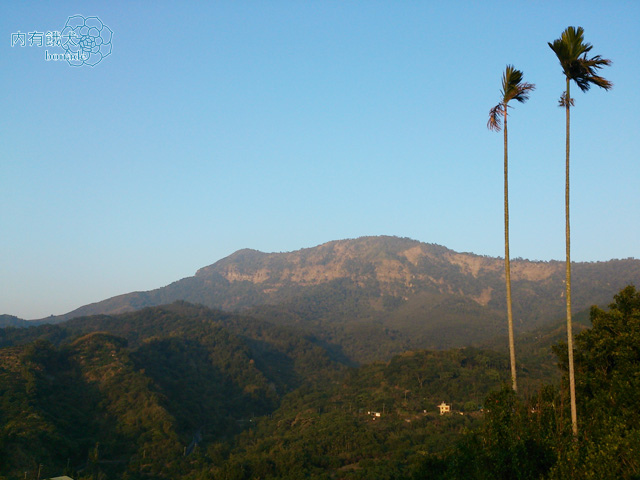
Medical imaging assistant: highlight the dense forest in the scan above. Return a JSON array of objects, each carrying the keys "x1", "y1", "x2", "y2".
[{"x1": 0, "y1": 286, "x2": 638, "y2": 479}]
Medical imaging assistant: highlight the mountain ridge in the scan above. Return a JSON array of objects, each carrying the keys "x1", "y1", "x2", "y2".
[{"x1": 7, "y1": 237, "x2": 640, "y2": 353}]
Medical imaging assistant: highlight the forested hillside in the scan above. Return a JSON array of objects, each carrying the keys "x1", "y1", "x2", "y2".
[
  {"x1": 0, "y1": 314, "x2": 33, "y2": 328},
  {"x1": 0, "y1": 303, "x2": 344, "y2": 479},
  {"x1": 1, "y1": 287, "x2": 638, "y2": 479}
]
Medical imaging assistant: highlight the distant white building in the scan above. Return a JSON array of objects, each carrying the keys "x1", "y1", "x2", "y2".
[
  {"x1": 367, "y1": 411, "x2": 382, "y2": 419},
  {"x1": 438, "y1": 402, "x2": 451, "y2": 415}
]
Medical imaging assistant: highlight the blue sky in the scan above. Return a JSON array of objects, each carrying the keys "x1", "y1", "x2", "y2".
[{"x1": 1, "y1": 1, "x2": 638, "y2": 319}]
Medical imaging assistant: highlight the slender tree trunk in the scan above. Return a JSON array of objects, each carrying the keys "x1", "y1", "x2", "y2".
[
  {"x1": 565, "y1": 78, "x2": 578, "y2": 437},
  {"x1": 504, "y1": 107, "x2": 517, "y2": 392}
]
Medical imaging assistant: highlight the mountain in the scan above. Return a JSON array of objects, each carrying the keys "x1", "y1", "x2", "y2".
[
  {"x1": 0, "y1": 314, "x2": 33, "y2": 328},
  {"x1": 34, "y1": 236, "x2": 639, "y2": 362},
  {"x1": 0, "y1": 303, "x2": 345, "y2": 479}
]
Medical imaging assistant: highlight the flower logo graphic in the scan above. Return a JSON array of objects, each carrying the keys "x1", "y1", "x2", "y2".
[{"x1": 60, "y1": 15, "x2": 112, "y2": 67}]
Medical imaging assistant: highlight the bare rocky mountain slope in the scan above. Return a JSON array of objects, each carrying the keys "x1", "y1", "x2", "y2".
[{"x1": 40, "y1": 237, "x2": 638, "y2": 353}]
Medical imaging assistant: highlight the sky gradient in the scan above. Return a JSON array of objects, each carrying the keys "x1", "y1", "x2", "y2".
[{"x1": 2, "y1": 1, "x2": 638, "y2": 319}]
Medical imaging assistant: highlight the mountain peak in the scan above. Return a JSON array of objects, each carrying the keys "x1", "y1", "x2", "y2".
[
  {"x1": 35, "y1": 236, "x2": 640, "y2": 338},
  {"x1": 194, "y1": 236, "x2": 461, "y2": 289},
  {"x1": 196, "y1": 248, "x2": 267, "y2": 277}
]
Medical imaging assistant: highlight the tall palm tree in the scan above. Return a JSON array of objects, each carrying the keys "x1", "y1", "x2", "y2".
[
  {"x1": 549, "y1": 26, "x2": 612, "y2": 437},
  {"x1": 488, "y1": 65, "x2": 535, "y2": 393}
]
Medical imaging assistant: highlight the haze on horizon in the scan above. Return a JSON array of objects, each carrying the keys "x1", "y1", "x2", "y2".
[{"x1": 1, "y1": 1, "x2": 638, "y2": 319}]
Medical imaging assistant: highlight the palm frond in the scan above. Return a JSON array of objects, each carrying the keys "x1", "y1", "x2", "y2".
[
  {"x1": 511, "y1": 82, "x2": 536, "y2": 103},
  {"x1": 488, "y1": 65, "x2": 535, "y2": 131},
  {"x1": 579, "y1": 55, "x2": 613, "y2": 90},
  {"x1": 548, "y1": 27, "x2": 591, "y2": 69},
  {"x1": 558, "y1": 91, "x2": 574, "y2": 108},
  {"x1": 487, "y1": 104, "x2": 504, "y2": 132},
  {"x1": 549, "y1": 26, "x2": 612, "y2": 92},
  {"x1": 501, "y1": 65, "x2": 536, "y2": 104}
]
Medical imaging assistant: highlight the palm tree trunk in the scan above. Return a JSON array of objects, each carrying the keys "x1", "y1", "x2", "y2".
[
  {"x1": 504, "y1": 107, "x2": 517, "y2": 392},
  {"x1": 565, "y1": 78, "x2": 578, "y2": 437}
]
